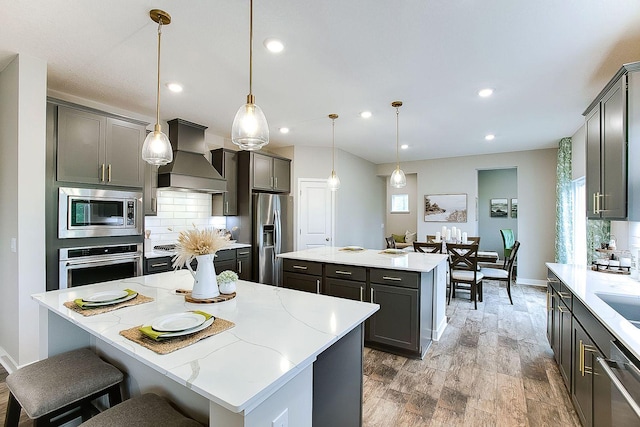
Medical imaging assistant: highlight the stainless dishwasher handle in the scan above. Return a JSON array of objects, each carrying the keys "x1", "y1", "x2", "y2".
[
  {"x1": 382, "y1": 276, "x2": 402, "y2": 282},
  {"x1": 597, "y1": 356, "x2": 640, "y2": 418}
]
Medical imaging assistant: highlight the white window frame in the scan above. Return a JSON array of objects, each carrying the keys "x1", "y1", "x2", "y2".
[{"x1": 390, "y1": 194, "x2": 409, "y2": 213}]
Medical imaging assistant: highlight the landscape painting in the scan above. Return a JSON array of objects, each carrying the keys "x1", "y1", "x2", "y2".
[
  {"x1": 511, "y1": 198, "x2": 518, "y2": 218},
  {"x1": 424, "y1": 194, "x2": 467, "y2": 222},
  {"x1": 490, "y1": 198, "x2": 509, "y2": 217}
]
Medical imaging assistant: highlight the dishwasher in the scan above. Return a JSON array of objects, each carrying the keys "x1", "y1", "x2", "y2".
[{"x1": 597, "y1": 340, "x2": 640, "y2": 425}]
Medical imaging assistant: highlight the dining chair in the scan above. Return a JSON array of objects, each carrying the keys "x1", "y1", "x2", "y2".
[
  {"x1": 385, "y1": 236, "x2": 397, "y2": 249},
  {"x1": 500, "y1": 229, "x2": 515, "y2": 267},
  {"x1": 446, "y1": 243, "x2": 484, "y2": 309},
  {"x1": 466, "y1": 236, "x2": 480, "y2": 244},
  {"x1": 480, "y1": 241, "x2": 520, "y2": 304},
  {"x1": 426, "y1": 235, "x2": 437, "y2": 242},
  {"x1": 413, "y1": 241, "x2": 442, "y2": 253}
]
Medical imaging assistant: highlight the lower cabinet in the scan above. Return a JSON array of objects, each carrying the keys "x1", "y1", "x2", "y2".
[
  {"x1": 282, "y1": 260, "x2": 322, "y2": 294},
  {"x1": 214, "y1": 249, "x2": 236, "y2": 273},
  {"x1": 573, "y1": 320, "x2": 597, "y2": 427},
  {"x1": 324, "y1": 264, "x2": 366, "y2": 301},
  {"x1": 236, "y1": 248, "x2": 252, "y2": 281},
  {"x1": 144, "y1": 248, "x2": 252, "y2": 278},
  {"x1": 144, "y1": 256, "x2": 173, "y2": 275}
]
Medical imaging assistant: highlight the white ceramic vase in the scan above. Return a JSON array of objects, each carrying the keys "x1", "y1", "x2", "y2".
[
  {"x1": 186, "y1": 254, "x2": 220, "y2": 299},
  {"x1": 218, "y1": 281, "x2": 236, "y2": 294}
]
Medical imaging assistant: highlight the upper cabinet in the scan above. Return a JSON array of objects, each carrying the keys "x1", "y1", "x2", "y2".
[
  {"x1": 56, "y1": 104, "x2": 146, "y2": 188},
  {"x1": 239, "y1": 151, "x2": 291, "y2": 193},
  {"x1": 584, "y1": 62, "x2": 640, "y2": 220},
  {"x1": 211, "y1": 149, "x2": 238, "y2": 216}
]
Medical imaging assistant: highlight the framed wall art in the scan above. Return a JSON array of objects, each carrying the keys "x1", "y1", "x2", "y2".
[
  {"x1": 490, "y1": 198, "x2": 508, "y2": 217},
  {"x1": 511, "y1": 198, "x2": 518, "y2": 218},
  {"x1": 424, "y1": 194, "x2": 467, "y2": 222}
]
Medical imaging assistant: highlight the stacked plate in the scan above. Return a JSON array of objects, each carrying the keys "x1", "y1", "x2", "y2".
[
  {"x1": 81, "y1": 290, "x2": 138, "y2": 307},
  {"x1": 144, "y1": 312, "x2": 215, "y2": 339}
]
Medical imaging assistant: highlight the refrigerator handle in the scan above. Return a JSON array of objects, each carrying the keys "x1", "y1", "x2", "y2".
[{"x1": 275, "y1": 209, "x2": 282, "y2": 255}]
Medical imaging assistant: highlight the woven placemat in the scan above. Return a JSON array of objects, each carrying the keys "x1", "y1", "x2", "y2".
[
  {"x1": 119, "y1": 317, "x2": 235, "y2": 355},
  {"x1": 63, "y1": 294, "x2": 154, "y2": 317},
  {"x1": 176, "y1": 289, "x2": 236, "y2": 304}
]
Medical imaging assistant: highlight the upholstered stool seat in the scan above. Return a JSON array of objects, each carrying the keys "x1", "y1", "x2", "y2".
[
  {"x1": 5, "y1": 348, "x2": 123, "y2": 426},
  {"x1": 79, "y1": 393, "x2": 201, "y2": 427}
]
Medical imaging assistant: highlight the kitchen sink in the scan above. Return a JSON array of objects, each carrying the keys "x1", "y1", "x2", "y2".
[{"x1": 595, "y1": 292, "x2": 640, "y2": 328}]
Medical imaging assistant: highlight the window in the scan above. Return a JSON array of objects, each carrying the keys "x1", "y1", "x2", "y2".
[
  {"x1": 391, "y1": 194, "x2": 409, "y2": 213},
  {"x1": 571, "y1": 177, "x2": 586, "y2": 265}
]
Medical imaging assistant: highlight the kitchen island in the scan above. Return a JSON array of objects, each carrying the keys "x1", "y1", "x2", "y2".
[
  {"x1": 33, "y1": 270, "x2": 378, "y2": 426},
  {"x1": 278, "y1": 247, "x2": 448, "y2": 358}
]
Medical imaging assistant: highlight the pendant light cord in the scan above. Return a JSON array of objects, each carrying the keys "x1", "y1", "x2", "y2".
[
  {"x1": 395, "y1": 106, "x2": 400, "y2": 169},
  {"x1": 155, "y1": 19, "x2": 162, "y2": 129},
  {"x1": 332, "y1": 117, "x2": 336, "y2": 171},
  {"x1": 249, "y1": 0, "x2": 254, "y2": 98}
]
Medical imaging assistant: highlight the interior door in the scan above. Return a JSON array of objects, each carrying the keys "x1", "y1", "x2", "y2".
[{"x1": 298, "y1": 179, "x2": 335, "y2": 249}]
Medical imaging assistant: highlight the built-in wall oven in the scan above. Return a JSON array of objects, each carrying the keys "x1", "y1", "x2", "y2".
[
  {"x1": 59, "y1": 243, "x2": 143, "y2": 288},
  {"x1": 597, "y1": 340, "x2": 640, "y2": 424},
  {"x1": 58, "y1": 187, "x2": 142, "y2": 238}
]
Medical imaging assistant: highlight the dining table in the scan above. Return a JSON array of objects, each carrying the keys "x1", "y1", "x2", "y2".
[{"x1": 414, "y1": 240, "x2": 500, "y2": 264}]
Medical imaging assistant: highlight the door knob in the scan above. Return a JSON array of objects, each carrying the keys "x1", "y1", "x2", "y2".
[{"x1": 325, "y1": 237, "x2": 330, "y2": 241}]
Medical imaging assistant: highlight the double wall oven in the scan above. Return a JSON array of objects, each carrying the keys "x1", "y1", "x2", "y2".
[{"x1": 55, "y1": 187, "x2": 143, "y2": 289}]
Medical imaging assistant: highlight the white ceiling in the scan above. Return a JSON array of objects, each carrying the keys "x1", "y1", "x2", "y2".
[{"x1": 2, "y1": 1, "x2": 640, "y2": 164}]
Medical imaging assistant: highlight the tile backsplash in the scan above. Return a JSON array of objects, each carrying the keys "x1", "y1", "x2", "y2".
[{"x1": 143, "y1": 190, "x2": 226, "y2": 245}]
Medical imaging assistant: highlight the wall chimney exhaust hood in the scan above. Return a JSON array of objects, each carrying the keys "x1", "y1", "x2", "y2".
[{"x1": 157, "y1": 119, "x2": 227, "y2": 193}]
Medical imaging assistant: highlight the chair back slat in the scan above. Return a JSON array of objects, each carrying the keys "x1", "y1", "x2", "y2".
[
  {"x1": 447, "y1": 243, "x2": 480, "y2": 272},
  {"x1": 413, "y1": 241, "x2": 442, "y2": 253}
]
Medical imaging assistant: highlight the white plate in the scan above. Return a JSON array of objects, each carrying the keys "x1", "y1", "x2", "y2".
[
  {"x1": 382, "y1": 249, "x2": 406, "y2": 255},
  {"x1": 151, "y1": 312, "x2": 207, "y2": 332},
  {"x1": 82, "y1": 290, "x2": 129, "y2": 303},
  {"x1": 343, "y1": 246, "x2": 364, "y2": 251},
  {"x1": 80, "y1": 292, "x2": 138, "y2": 307},
  {"x1": 154, "y1": 317, "x2": 215, "y2": 339}
]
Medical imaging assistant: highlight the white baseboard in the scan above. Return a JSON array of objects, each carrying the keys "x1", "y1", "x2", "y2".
[
  {"x1": 516, "y1": 278, "x2": 546, "y2": 286},
  {"x1": 0, "y1": 346, "x2": 19, "y2": 374}
]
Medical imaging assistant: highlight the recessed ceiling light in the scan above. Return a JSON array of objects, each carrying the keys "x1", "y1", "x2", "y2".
[
  {"x1": 485, "y1": 134, "x2": 495, "y2": 141},
  {"x1": 360, "y1": 111, "x2": 372, "y2": 119},
  {"x1": 166, "y1": 82, "x2": 183, "y2": 93},
  {"x1": 478, "y1": 88, "x2": 493, "y2": 98},
  {"x1": 264, "y1": 38, "x2": 284, "y2": 53},
  {"x1": 401, "y1": 144, "x2": 408, "y2": 150},
  {"x1": 279, "y1": 127, "x2": 290, "y2": 134}
]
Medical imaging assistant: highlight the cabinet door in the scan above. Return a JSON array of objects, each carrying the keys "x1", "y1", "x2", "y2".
[
  {"x1": 573, "y1": 321, "x2": 598, "y2": 427},
  {"x1": 252, "y1": 153, "x2": 273, "y2": 190},
  {"x1": 105, "y1": 118, "x2": 145, "y2": 187},
  {"x1": 547, "y1": 284, "x2": 554, "y2": 346},
  {"x1": 592, "y1": 351, "x2": 612, "y2": 427},
  {"x1": 223, "y1": 150, "x2": 238, "y2": 214},
  {"x1": 559, "y1": 301, "x2": 572, "y2": 387},
  {"x1": 324, "y1": 277, "x2": 364, "y2": 301},
  {"x1": 368, "y1": 282, "x2": 419, "y2": 352},
  {"x1": 144, "y1": 162, "x2": 158, "y2": 215},
  {"x1": 236, "y1": 249, "x2": 252, "y2": 281},
  {"x1": 282, "y1": 271, "x2": 321, "y2": 294},
  {"x1": 273, "y1": 158, "x2": 291, "y2": 193},
  {"x1": 601, "y1": 76, "x2": 627, "y2": 219},
  {"x1": 214, "y1": 259, "x2": 236, "y2": 273},
  {"x1": 57, "y1": 106, "x2": 105, "y2": 184},
  {"x1": 586, "y1": 106, "x2": 602, "y2": 218}
]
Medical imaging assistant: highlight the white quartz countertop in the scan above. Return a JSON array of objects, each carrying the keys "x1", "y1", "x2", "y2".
[
  {"x1": 32, "y1": 270, "x2": 378, "y2": 413},
  {"x1": 145, "y1": 242, "x2": 251, "y2": 259},
  {"x1": 278, "y1": 246, "x2": 448, "y2": 273},
  {"x1": 546, "y1": 263, "x2": 640, "y2": 360}
]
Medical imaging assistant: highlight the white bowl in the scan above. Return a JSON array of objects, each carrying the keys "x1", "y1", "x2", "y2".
[{"x1": 218, "y1": 281, "x2": 236, "y2": 294}]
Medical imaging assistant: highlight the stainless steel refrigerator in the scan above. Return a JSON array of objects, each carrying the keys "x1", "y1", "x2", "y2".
[{"x1": 253, "y1": 193, "x2": 293, "y2": 286}]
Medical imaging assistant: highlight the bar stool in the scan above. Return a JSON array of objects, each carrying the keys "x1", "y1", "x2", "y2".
[
  {"x1": 79, "y1": 393, "x2": 202, "y2": 426},
  {"x1": 4, "y1": 348, "x2": 123, "y2": 426}
]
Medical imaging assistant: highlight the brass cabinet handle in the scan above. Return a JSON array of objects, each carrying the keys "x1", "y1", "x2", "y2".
[
  {"x1": 382, "y1": 276, "x2": 402, "y2": 282},
  {"x1": 270, "y1": 176, "x2": 274, "y2": 188},
  {"x1": 335, "y1": 270, "x2": 352, "y2": 276},
  {"x1": 580, "y1": 340, "x2": 585, "y2": 375},
  {"x1": 107, "y1": 164, "x2": 112, "y2": 182},
  {"x1": 360, "y1": 286, "x2": 364, "y2": 302},
  {"x1": 370, "y1": 287, "x2": 374, "y2": 302},
  {"x1": 275, "y1": 177, "x2": 278, "y2": 188},
  {"x1": 316, "y1": 279, "x2": 320, "y2": 294},
  {"x1": 558, "y1": 291, "x2": 571, "y2": 299},
  {"x1": 238, "y1": 251, "x2": 250, "y2": 255},
  {"x1": 101, "y1": 164, "x2": 105, "y2": 181},
  {"x1": 293, "y1": 265, "x2": 308, "y2": 270},
  {"x1": 593, "y1": 192, "x2": 598, "y2": 214},
  {"x1": 558, "y1": 306, "x2": 569, "y2": 313},
  {"x1": 238, "y1": 260, "x2": 242, "y2": 274},
  {"x1": 151, "y1": 262, "x2": 168, "y2": 268}
]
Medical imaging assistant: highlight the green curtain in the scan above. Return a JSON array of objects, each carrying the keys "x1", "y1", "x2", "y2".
[
  {"x1": 587, "y1": 219, "x2": 610, "y2": 265},
  {"x1": 555, "y1": 137, "x2": 573, "y2": 263}
]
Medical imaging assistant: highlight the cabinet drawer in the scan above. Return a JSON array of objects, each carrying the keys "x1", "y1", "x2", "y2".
[
  {"x1": 325, "y1": 264, "x2": 366, "y2": 282},
  {"x1": 370, "y1": 269, "x2": 419, "y2": 289},
  {"x1": 573, "y1": 296, "x2": 615, "y2": 358},
  {"x1": 282, "y1": 271, "x2": 321, "y2": 294},
  {"x1": 548, "y1": 271, "x2": 572, "y2": 310},
  {"x1": 145, "y1": 256, "x2": 172, "y2": 275},
  {"x1": 324, "y1": 278, "x2": 365, "y2": 301},
  {"x1": 215, "y1": 249, "x2": 236, "y2": 262},
  {"x1": 283, "y1": 259, "x2": 323, "y2": 276},
  {"x1": 236, "y1": 248, "x2": 251, "y2": 259}
]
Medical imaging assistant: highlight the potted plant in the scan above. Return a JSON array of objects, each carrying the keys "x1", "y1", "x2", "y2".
[{"x1": 217, "y1": 270, "x2": 238, "y2": 294}]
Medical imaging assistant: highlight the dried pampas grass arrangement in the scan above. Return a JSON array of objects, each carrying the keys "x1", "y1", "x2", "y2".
[{"x1": 172, "y1": 226, "x2": 231, "y2": 269}]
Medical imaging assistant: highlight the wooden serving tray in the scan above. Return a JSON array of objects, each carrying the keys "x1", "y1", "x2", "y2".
[{"x1": 176, "y1": 289, "x2": 236, "y2": 303}]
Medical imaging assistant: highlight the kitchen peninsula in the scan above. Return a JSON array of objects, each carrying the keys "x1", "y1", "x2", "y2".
[
  {"x1": 278, "y1": 247, "x2": 448, "y2": 358},
  {"x1": 33, "y1": 270, "x2": 378, "y2": 426}
]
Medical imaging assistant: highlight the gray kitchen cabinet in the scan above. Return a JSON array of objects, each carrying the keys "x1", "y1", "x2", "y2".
[
  {"x1": 144, "y1": 162, "x2": 158, "y2": 215},
  {"x1": 367, "y1": 269, "x2": 420, "y2": 353},
  {"x1": 239, "y1": 151, "x2": 291, "y2": 193},
  {"x1": 236, "y1": 248, "x2": 252, "y2": 281},
  {"x1": 324, "y1": 264, "x2": 367, "y2": 301},
  {"x1": 548, "y1": 272, "x2": 572, "y2": 387},
  {"x1": 144, "y1": 256, "x2": 172, "y2": 275},
  {"x1": 214, "y1": 248, "x2": 237, "y2": 273},
  {"x1": 56, "y1": 104, "x2": 146, "y2": 188},
  {"x1": 573, "y1": 320, "x2": 596, "y2": 427},
  {"x1": 211, "y1": 149, "x2": 238, "y2": 216},
  {"x1": 282, "y1": 259, "x2": 322, "y2": 293}
]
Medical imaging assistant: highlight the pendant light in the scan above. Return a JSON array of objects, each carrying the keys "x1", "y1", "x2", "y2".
[
  {"x1": 231, "y1": 0, "x2": 269, "y2": 150},
  {"x1": 390, "y1": 101, "x2": 406, "y2": 188},
  {"x1": 142, "y1": 9, "x2": 173, "y2": 166},
  {"x1": 327, "y1": 114, "x2": 341, "y2": 191}
]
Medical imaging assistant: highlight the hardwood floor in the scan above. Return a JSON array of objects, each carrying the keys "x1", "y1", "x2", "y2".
[
  {"x1": 362, "y1": 279, "x2": 581, "y2": 427},
  {"x1": 0, "y1": 280, "x2": 579, "y2": 427}
]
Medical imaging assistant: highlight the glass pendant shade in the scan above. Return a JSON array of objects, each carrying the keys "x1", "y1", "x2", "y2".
[
  {"x1": 390, "y1": 167, "x2": 407, "y2": 188},
  {"x1": 231, "y1": 101, "x2": 269, "y2": 150},
  {"x1": 327, "y1": 170, "x2": 341, "y2": 191},
  {"x1": 142, "y1": 128, "x2": 173, "y2": 166}
]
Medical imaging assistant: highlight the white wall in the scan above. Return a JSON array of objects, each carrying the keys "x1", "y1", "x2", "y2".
[
  {"x1": 0, "y1": 54, "x2": 47, "y2": 370},
  {"x1": 478, "y1": 168, "x2": 518, "y2": 255},
  {"x1": 572, "y1": 124, "x2": 586, "y2": 180},
  {"x1": 377, "y1": 148, "x2": 558, "y2": 283},
  {"x1": 386, "y1": 173, "x2": 418, "y2": 238},
  {"x1": 290, "y1": 146, "x2": 385, "y2": 250}
]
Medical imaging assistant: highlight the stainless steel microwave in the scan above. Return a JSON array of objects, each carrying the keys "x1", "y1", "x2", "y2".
[{"x1": 58, "y1": 187, "x2": 142, "y2": 238}]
